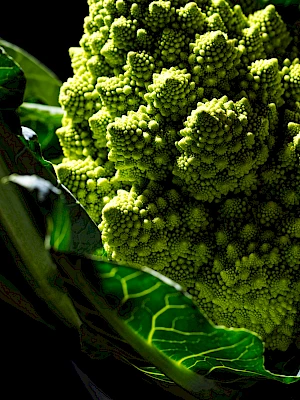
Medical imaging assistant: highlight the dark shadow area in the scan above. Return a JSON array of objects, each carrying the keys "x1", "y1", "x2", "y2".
[{"x1": 1, "y1": 1, "x2": 88, "y2": 81}]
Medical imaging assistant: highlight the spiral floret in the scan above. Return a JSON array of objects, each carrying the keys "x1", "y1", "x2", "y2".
[
  {"x1": 173, "y1": 96, "x2": 270, "y2": 201},
  {"x1": 55, "y1": 156, "x2": 121, "y2": 224},
  {"x1": 188, "y1": 30, "x2": 242, "y2": 88},
  {"x1": 59, "y1": 73, "x2": 100, "y2": 123},
  {"x1": 239, "y1": 58, "x2": 284, "y2": 107},
  {"x1": 173, "y1": 2, "x2": 206, "y2": 34},
  {"x1": 100, "y1": 182, "x2": 211, "y2": 283},
  {"x1": 249, "y1": 4, "x2": 291, "y2": 57},
  {"x1": 106, "y1": 105, "x2": 179, "y2": 182},
  {"x1": 282, "y1": 58, "x2": 300, "y2": 109},
  {"x1": 145, "y1": 67, "x2": 203, "y2": 120}
]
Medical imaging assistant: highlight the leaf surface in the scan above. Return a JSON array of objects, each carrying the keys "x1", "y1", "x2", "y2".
[
  {"x1": 0, "y1": 47, "x2": 25, "y2": 109},
  {"x1": 52, "y1": 251, "x2": 300, "y2": 398},
  {"x1": 18, "y1": 103, "x2": 63, "y2": 161},
  {"x1": 0, "y1": 39, "x2": 61, "y2": 105}
]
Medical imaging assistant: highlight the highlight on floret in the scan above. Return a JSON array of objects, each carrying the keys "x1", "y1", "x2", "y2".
[{"x1": 54, "y1": 0, "x2": 300, "y2": 352}]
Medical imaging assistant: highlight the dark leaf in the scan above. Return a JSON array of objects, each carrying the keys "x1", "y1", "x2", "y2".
[
  {"x1": 0, "y1": 111, "x2": 57, "y2": 182},
  {"x1": 0, "y1": 39, "x2": 61, "y2": 106},
  {"x1": 46, "y1": 183, "x2": 102, "y2": 255},
  {"x1": 18, "y1": 103, "x2": 63, "y2": 161},
  {"x1": 0, "y1": 47, "x2": 26, "y2": 109},
  {"x1": 2, "y1": 174, "x2": 61, "y2": 202},
  {"x1": 52, "y1": 252, "x2": 300, "y2": 398}
]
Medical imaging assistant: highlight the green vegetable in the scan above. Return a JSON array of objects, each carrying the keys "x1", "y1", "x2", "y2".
[
  {"x1": 2, "y1": 35, "x2": 300, "y2": 397},
  {"x1": 54, "y1": 0, "x2": 300, "y2": 354}
]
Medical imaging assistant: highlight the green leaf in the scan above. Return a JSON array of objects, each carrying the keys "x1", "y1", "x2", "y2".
[
  {"x1": 46, "y1": 183, "x2": 102, "y2": 255},
  {"x1": 0, "y1": 173, "x2": 98, "y2": 255},
  {"x1": 0, "y1": 111, "x2": 82, "y2": 330},
  {"x1": 0, "y1": 111, "x2": 57, "y2": 183},
  {"x1": 0, "y1": 164, "x2": 82, "y2": 331},
  {"x1": 1, "y1": 172, "x2": 102, "y2": 257},
  {"x1": 46, "y1": 186, "x2": 72, "y2": 252},
  {"x1": 2, "y1": 173, "x2": 61, "y2": 201},
  {"x1": 18, "y1": 125, "x2": 57, "y2": 175},
  {"x1": 0, "y1": 47, "x2": 26, "y2": 109},
  {"x1": 18, "y1": 103, "x2": 63, "y2": 161},
  {"x1": 52, "y1": 252, "x2": 300, "y2": 398},
  {"x1": 0, "y1": 110, "x2": 101, "y2": 254},
  {"x1": 0, "y1": 39, "x2": 61, "y2": 106},
  {"x1": 0, "y1": 223, "x2": 62, "y2": 330},
  {"x1": 52, "y1": 252, "x2": 218, "y2": 397}
]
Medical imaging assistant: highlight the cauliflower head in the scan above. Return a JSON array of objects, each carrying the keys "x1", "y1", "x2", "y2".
[{"x1": 55, "y1": 0, "x2": 300, "y2": 352}]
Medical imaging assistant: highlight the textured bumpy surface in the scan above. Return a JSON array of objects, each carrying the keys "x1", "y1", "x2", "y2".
[{"x1": 55, "y1": 0, "x2": 300, "y2": 352}]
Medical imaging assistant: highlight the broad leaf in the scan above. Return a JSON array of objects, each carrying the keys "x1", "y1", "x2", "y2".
[
  {"x1": 0, "y1": 162, "x2": 81, "y2": 330},
  {"x1": 0, "y1": 224, "x2": 61, "y2": 330},
  {"x1": 46, "y1": 182, "x2": 102, "y2": 255},
  {"x1": 0, "y1": 47, "x2": 25, "y2": 109},
  {"x1": 0, "y1": 39, "x2": 61, "y2": 106},
  {"x1": 19, "y1": 125, "x2": 57, "y2": 175},
  {"x1": 0, "y1": 117, "x2": 101, "y2": 337},
  {"x1": 0, "y1": 110, "x2": 101, "y2": 256},
  {"x1": 18, "y1": 103, "x2": 63, "y2": 161},
  {"x1": 52, "y1": 252, "x2": 300, "y2": 398},
  {"x1": 3, "y1": 173, "x2": 61, "y2": 201},
  {"x1": 0, "y1": 111, "x2": 57, "y2": 182},
  {"x1": 0, "y1": 46, "x2": 76, "y2": 329}
]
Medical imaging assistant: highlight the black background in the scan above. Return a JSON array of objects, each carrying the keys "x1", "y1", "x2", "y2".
[{"x1": 1, "y1": 1, "x2": 88, "y2": 81}]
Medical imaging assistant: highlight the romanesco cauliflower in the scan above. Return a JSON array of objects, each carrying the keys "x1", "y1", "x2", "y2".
[{"x1": 54, "y1": 0, "x2": 300, "y2": 352}]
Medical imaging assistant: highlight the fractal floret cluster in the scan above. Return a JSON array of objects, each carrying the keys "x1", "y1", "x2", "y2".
[{"x1": 55, "y1": 0, "x2": 300, "y2": 352}]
